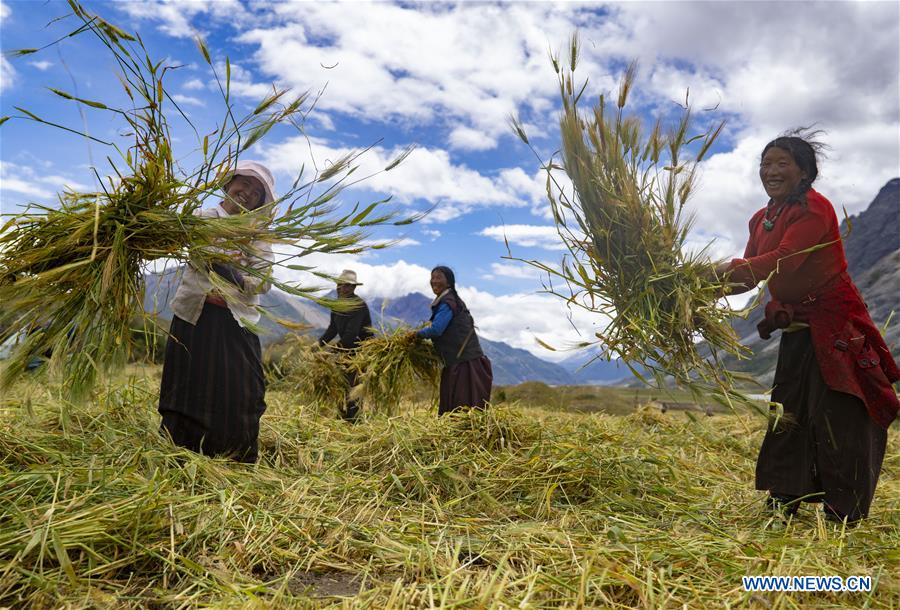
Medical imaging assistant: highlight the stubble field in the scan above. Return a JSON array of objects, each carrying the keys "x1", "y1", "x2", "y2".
[{"x1": 1, "y1": 368, "x2": 897, "y2": 609}]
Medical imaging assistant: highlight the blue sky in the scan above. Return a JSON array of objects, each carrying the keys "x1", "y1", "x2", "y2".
[{"x1": 2, "y1": 1, "x2": 898, "y2": 361}]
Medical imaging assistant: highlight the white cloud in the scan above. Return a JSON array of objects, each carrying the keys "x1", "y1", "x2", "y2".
[
  {"x1": 116, "y1": 0, "x2": 249, "y2": 38},
  {"x1": 114, "y1": 2, "x2": 897, "y2": 234},
  {"x1": 422, "y1": 229, "x2": 441, "y2": 240},
  {"x1": 4, "y1": 1, "x2": 898, "y2": 367},
  {"x1": 111, "y1": 1, "x2": 898, "y2": 168},
  {"x1": 0, "y1": 55, "x2": 15, "y2": 94},
  {"x1": 0, "y1": 175, "x2": 54, "y2": 201},
  {"x1": 271, "y1": 251, "x2": 606, "y2": 362},
  {"x1": 260, "y1": 137, "x2": 543, "y2": 219},
  {"x1": 272, "y1": 240, "x2": 747, "y2": 364},
  {"x1": 29, "y1": 60, "x2": 53, "y2": 71},
  {"x1": 0, "y1": 162, "x2": 91, "y2": 204},
  {"x1": 273, "y1": 251, "x2": 432, "y2": 301},
  {"x1": 307, "y1": 110, "x2": 335, "y2": 132},
  {"x1": 495, "y1": 164, "x2": 575, "y2": 220},
  {"x1": 364, "y1": 237, "x2": 420, "y2": 249},
  {"x1": 238, "y1": 4, "x2": 590, "y2": 150},
  {"x1": 479, "y1": 224, "x2": 564, "y2": 250},
  {"x1": 682, "y1": 230, "x2": 740, "y2": 265},
  {"x1": 594, "y1": 2, "x2": 898, "y2": 136},
  {"x1": 379, "y1": 147, "x2": 515, "y2": 206},
  {"x1": 815, "y1": 123, "x2": 900, "y2": 213},
  {"x1": 686, "y1": 133, "x2": 769, "y2": 244},
  {"x1": 172, "y1": 93, "x2": 204, "y2": 107},
  {"x1": 460, "y1": 286, "x2": 607, "y2": 363},
  {"x1": 483, "y1": 261, "x2": 551, "y2": 281},
  {"x1": 685, "y1": 122, "x2": 899, "y2": 258},
  {"x1": 448, "y1": 126, "x2": 496, "y2": 152},
  {"x1": 215, "y1": 61, "x2": 275, "y2": 99},
  {"x1": 647, "y1": 63, "x2": 724, "y2": 112},
  {"x1": 420, "y1": 203, "x2": 465, "y2": 224}
]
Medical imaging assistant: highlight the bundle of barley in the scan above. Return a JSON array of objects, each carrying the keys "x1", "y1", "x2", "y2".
[
  {"x1": 511, "y1": 35, "x2": 750, "y2": 402},
  {"x1": 269, "y1": 335, "x2": 350, "y2": 414},
  {"x1": 347, "y1": 327, "x2": 442, "y2": 415},
  {"x1": 0, "y1": 2, "x2": 411, "y2": 398}
]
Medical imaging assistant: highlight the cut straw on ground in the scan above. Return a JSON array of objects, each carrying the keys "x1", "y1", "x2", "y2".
[
  {"x1": 268, "y1": 335, "x2": 350, "y2": 417},
  {"x1": 1, "y1": 371, "x2": 897, "y2": 608}
]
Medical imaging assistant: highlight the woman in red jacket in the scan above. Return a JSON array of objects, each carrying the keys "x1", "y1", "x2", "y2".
[{"x1": 720, "y1": 133, "x2": 899, "y2": 523}]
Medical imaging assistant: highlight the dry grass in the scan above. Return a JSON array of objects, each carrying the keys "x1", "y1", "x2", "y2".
[
  {"x1": 269, "y1": 328, "x2": 442, "y2": 417},
  {"x1": 1, "y1": 370, "x2": 897, "y2": 608},
  {"x1": 494, "y1": 381, "x2": 729, "y2": 416},
  {"x1": 267, "y1": 334, "x2": 350, "y2": 417},
  {"x1": 347, "y1": 327, "x2": 443, "y2": 415},
  {"x1": 510, "y1": 35, "x2": 754, "y2": 407}
]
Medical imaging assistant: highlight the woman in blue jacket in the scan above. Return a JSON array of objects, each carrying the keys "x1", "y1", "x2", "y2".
[{"x1": 417, "y1": 266, "x2": 492, "y2": 415}]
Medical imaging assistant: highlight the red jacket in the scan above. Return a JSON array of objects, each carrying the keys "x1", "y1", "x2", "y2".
[{"x1": 728, "y1": 189, "x2": 899, "y2": 429}]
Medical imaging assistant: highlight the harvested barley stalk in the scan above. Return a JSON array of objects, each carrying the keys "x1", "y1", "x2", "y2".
[
  {"x1": 2, "y1": 374, "x2": 895, "y2": 608},
  {"x1": 511, "y1": 34, "x2": 751, "y2": 403},
  {"x1": 348, "y1": 327, "x2": 442, "y2": 415},
  {"x1": 271, "y1": 335, "x2": 350, "y2": 413},
  {"x1": 0, "y1": 1, "x2": 412, "y2": 398}
]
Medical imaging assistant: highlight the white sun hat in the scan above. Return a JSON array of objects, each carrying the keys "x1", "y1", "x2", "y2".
[
  {"x1": 336, "y1": 269, "x2": 362, "y2": 285},
  {"x1": 230, "y1": 160, "x2": 276, "y2": 205}
]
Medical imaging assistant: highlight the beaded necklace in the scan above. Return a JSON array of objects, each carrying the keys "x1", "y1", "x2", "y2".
[{"x1": 763, "y1": 201, "x2": 787, "y2": 231}]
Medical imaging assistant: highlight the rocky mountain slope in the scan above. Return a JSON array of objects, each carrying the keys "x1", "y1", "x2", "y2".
[
  {"x1": 367, "y1": 292, "x2": 575, "y2": 386},
  {"x1": 142, "y1": 179, "x2": 897, "y2": 388},
  {"x1": 143, "y1": 276, "x2": 575, "y2": 386}
]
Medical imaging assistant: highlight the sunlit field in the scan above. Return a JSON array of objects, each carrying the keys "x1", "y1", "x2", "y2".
[
  {"x1": 2, "y1": 2, "x2": 898, "y2": 607},
  {"x1": 2, "y1": 367, "x2": 897, "y2": 608}
]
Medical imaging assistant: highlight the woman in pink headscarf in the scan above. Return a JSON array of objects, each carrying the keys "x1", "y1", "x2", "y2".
[{"x1": 158, "y1": 161, "x2": 277, "y2": 463}]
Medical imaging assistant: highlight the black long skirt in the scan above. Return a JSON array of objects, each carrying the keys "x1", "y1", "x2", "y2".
[
  {"x1": 438, "y1": 355, "x2": 493, "y2": 416},
  {"x1": 158, "y1": 302, "x2": 266, "y2": 463},
  {"x1": 755, "y1": 329, "x2": 887, "y2": 520}
]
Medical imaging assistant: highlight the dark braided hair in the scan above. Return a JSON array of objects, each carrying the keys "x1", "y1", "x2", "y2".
[
  {"x1": 761, "y1": 127, "x2": 828, "y2": 204},
  {"x1": 432, "y1": 265, "x2": 469, "y2": 311}
]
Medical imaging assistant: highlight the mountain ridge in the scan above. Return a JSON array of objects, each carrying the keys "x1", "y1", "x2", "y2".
[
  {"x1": 142, "y1": 277, "x2": 576, "y2": 386},
  {"x1": 142, "y1": 179, "x2": 899, "y2": 388},
  {"x1": 366, "y1": 292, "x2": 576, "y2": 386}
]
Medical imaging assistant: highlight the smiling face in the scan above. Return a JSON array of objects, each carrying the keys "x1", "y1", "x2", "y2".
[
  {"x1": 430, "y1": 269, "x2": 449, "y2": 296},
  {"x1": 759, "y1": 146, "x2": 807, "y2": 204},
  {"x1": 222, "y1": 175, "x2": 266, "y2": 214}
]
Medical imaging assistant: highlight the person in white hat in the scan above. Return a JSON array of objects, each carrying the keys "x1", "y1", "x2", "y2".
[
  {"x1": 318, "y1": 269, "x2": 374, "y2": 422},
  {"x1": 159, "y1": 160, "x2": 277, "y2": 463}
]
